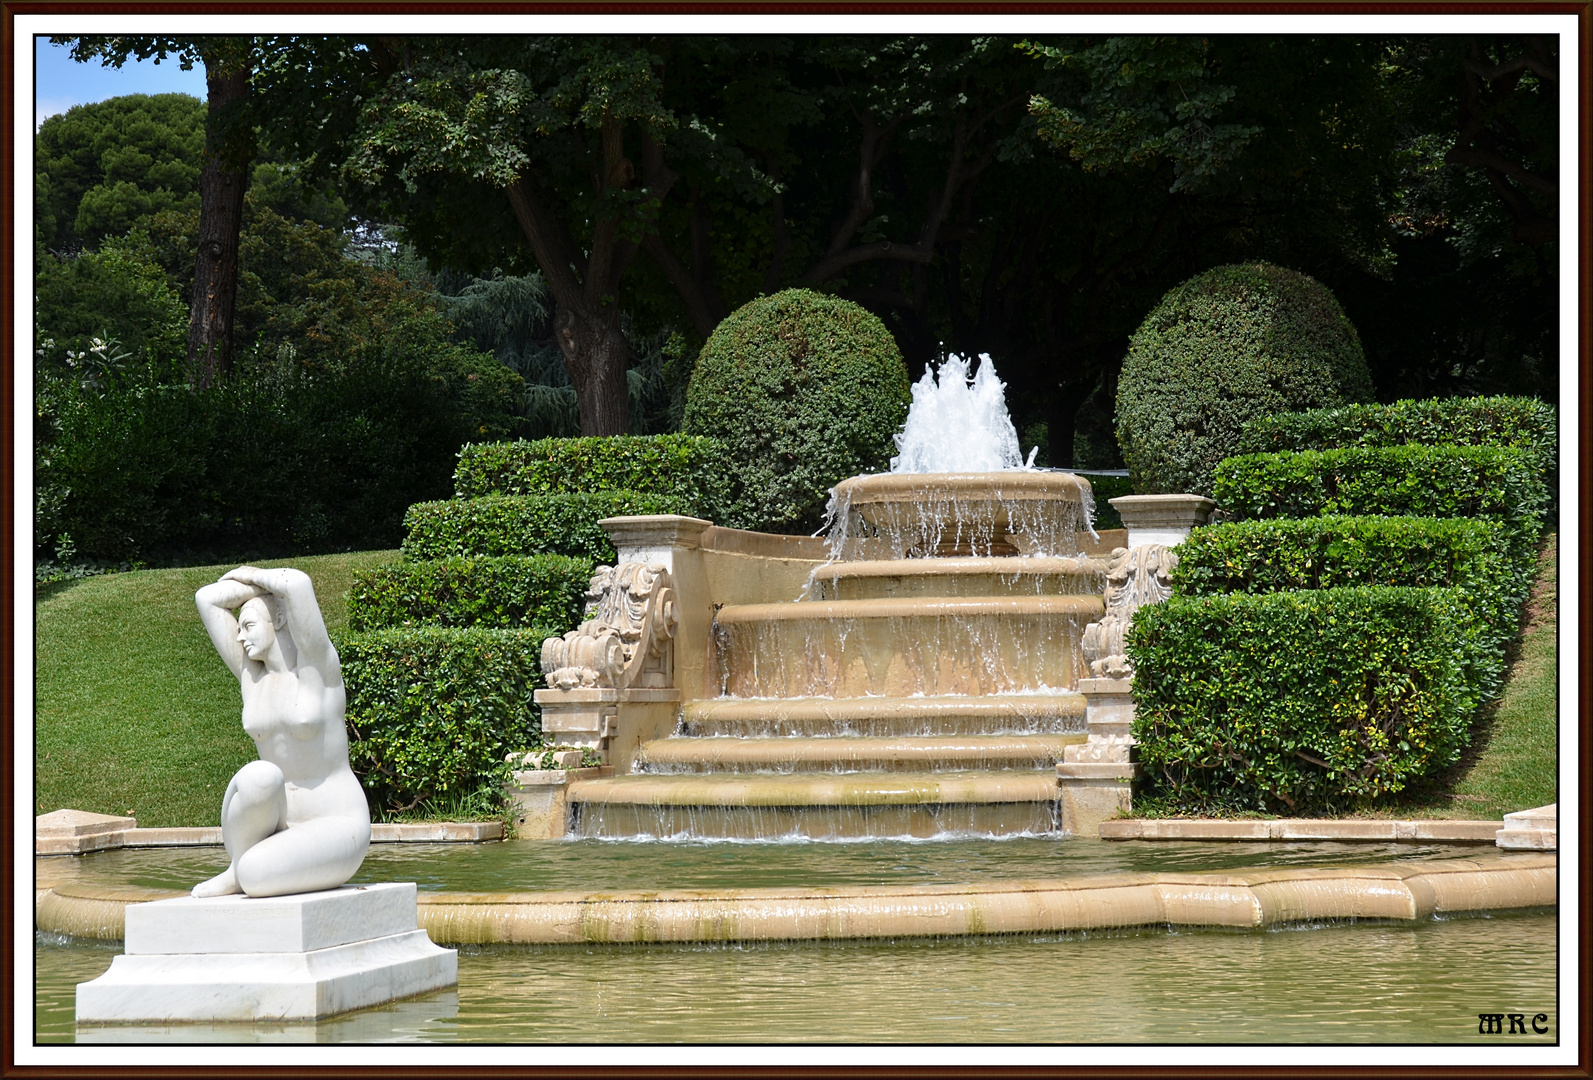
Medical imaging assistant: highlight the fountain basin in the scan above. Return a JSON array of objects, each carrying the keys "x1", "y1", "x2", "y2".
[
  {"x1": 714, "y1": 596, "x2": 1101, "y2": 697},
  {"x1": 679, "y1": 694, "x2": 1088, "y2": 738},
  {"x1": 829, "y1": 471, "x2": 1094, "y2": 558},
  {"x1": 635, "y1": 733, "x2": 1086, "y2": 773},
  {"x1": 37, "y1": 852, "x2": 1556, "y2": 946},
  {"x1": 807, "y1": 555, "x2": 1107, "y2": 600}
]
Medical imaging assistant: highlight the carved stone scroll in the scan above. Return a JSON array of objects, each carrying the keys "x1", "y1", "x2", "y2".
[
  {"x1": 541, "y1": 563, "x2": 678, "y2": 691},
  {"x1": 1079, "y1": 544, "x2": 1176, "y2": 678}
]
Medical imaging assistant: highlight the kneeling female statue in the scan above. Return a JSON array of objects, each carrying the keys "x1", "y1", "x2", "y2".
[{"x1": 192, "y1": 566, "x2": 370, "y2": 897}]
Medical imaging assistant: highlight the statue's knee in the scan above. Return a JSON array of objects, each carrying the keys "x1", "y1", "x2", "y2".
[{"x1": 233, "y1": 759, "x2": 285, "y2": 801}]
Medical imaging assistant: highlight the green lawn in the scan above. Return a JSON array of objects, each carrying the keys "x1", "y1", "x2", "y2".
[{"x1": 34, "y1": 551, "x2": 400, "y2": 827}]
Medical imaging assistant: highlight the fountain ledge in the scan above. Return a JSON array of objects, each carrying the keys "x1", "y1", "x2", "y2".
[{"x1": 37, "y1": 853, "x2": 1556, "y2": 945}]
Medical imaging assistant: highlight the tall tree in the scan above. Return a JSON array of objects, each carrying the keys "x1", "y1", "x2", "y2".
[{"x1": 56, "y1": 37, "x2": 260, "y2": 388}]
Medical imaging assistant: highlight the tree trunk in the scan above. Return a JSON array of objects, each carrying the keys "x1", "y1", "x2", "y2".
[
  {"x1": 554, "y1": 305, "x2": 631, "y2": 436},
  {"x1": 187, "y1": 66, "x2": 250, "y2": 389}
]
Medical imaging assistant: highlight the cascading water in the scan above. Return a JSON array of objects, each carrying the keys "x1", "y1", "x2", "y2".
[{"x1": 889, "y1": 354, "x2": 1036, "y2": 474}]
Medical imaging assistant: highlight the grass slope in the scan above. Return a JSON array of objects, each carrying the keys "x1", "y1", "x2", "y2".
[{"x1": 34, "y1": 551, "x2": 400, "y2": 827}]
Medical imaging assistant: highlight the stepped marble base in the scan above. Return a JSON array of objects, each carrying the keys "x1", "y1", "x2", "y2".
[{"x1": 76, "y1": 883, "x2": 456, "y2": 1024}]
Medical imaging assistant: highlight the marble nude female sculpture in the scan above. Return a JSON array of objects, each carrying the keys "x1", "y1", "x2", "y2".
[{"x1": 192, "y1": 566, "x2": 370, "y2": 897}]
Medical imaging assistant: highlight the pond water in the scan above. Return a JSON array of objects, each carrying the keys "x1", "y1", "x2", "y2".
[
  {"x1": 36, "y1": 835, "x2": 1505, "y2": 894},
  {"x1": 32, "y1": 838, "x2": 1559, "y2": 1044}
]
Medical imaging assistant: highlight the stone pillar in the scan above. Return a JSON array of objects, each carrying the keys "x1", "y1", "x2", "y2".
[
  {"x1": 506, "y1": 762, "x2": 612, "y2": 839},
  {"x1": 1060, "y1": 493, "x2": 1212, "y2": 836},
  {"x1": 1108, "y1": 494, "x2": 1215, "y2": 548}
]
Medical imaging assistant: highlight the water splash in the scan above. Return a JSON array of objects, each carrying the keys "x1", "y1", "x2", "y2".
[{"x1": 890, "y1": 354, "x2": 1035, "y2": 474}]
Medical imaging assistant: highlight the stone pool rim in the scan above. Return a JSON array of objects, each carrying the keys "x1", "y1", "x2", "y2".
[{"x1": 37, "y1": 852, "x2": 1556, "y2": 946}]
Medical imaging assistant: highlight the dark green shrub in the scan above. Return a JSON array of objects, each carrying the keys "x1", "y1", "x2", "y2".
[
  {"x1": 336, "y1": 627, "x2": 551, "y2": 814},
  {"x1": 1128, "y1": 586, "x2": 1490, "y2": 814},
  {"x1": 36, "y1": 350, "x2": 523, "y2": 565},
  {"x1": 454, "y1": 434, "x2": 729, "y2": 518},
  {"x1": 1237, "y1": 395, "x2": 1557, "y2": 470},
  {"x1": 682, "y1": 288, "x2": 910, "y2": 533},
  {"x1": 401, "y1": 492, "x2": 694, "y2": 563},
  {"x1": 1211, "y1": 444, "x2": 1547, "y2": 567},
  {"x1": 1173, "y1": 515, "x2": 1519, "y2": 647},
  {"x1": 348, "y1": 554, "x2": 594, "y2": 632},
  {"x1": 1115, "y1": 263, "x2": 1375, "y2": 497}
]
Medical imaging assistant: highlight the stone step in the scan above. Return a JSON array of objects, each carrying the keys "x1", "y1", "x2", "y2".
[
  {"x1": 679, "y1": 693, "x2": 1087, "y2": 737},
  {"x1": 566, "y1": 770, "x2": 1063, "y2": 839},
  {"x1": 806, "y1": 555, "x2": 1107, "y2": 601},
  {"x1": 714, "y1": 596, "x2": 1102, "y2": 697},
  {"x1": 635, "y1": 734, "x2": 1087, "y2": 773}
]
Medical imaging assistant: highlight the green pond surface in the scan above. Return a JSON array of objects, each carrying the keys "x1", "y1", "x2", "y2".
[{"x1": 33, "y1": 838, "x2": 1559, "y2": 1044}]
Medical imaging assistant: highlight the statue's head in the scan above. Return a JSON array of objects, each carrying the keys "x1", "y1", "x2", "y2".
[{"x1": 237, "y1": 595, "x2": 287, "y2": 660}]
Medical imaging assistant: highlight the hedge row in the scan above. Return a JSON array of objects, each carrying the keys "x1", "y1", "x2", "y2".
[
  {"x1": 1128, "y1": 586, "x2": 1493, "y2": 814},
  {"x1": 347, "y1": 554, "x2": 594, "y2": 632},
  {"x1": 1237, "y1": 395, "x2": 1557, "y2": 472},
  {"x1": 1171, "y1": 515, "x2": 1520, "y2": 653},
  {"x1": 454, "y1": 434, "x2": 729, "y2": 515},
  {"x1": 337, "y1": 627, "x2": 552, "y2": 814},
  {"x1": 1211, "y1": 444, "x2": 1546, "y2": 564},
  {"x1": 401, "y1": 491, "x2": 694, "y2": 563}
]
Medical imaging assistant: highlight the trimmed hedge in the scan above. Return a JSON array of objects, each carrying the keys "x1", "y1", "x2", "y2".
[
  {"x1": 683, "y1": 288, "x2": 910, "y2": 533},
  {"x1": 336, "y1": 627, "x2": 552, "y2": 814},
  {"x1": 1173, "y1": 515, "x2": 1519, "y2": 645},
  {"x1": 454, "y1": 434, "x2": 730, "y2": 518},
  {"x1": 401, "y1": 491, "x2": 694, "y2": 563},
  {"x1": 1237, "y1": 395, "x2": 1557, "y2": 470},
  {"x1": 1115, "y1": 263, "x2": 1374, "y2": 498},
  {"x1": 1211, "y1": 445, "x2": 1547, "y2": 565},
  {"x1": 347, "y1": 554, "x2": 594, "y2": 632},
  {"x1": 1127, "y1": 586, "x2": 1492, "y2": 814}
]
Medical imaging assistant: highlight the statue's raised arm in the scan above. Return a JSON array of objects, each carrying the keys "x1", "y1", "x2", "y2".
[{"x1": 192, "y1": 565, "x2": 370, "y2": 898}]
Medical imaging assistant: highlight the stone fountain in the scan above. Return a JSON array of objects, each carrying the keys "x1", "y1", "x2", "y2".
[{"x1": 525, "y1": 355, "x2": 1210, "y2": 839}]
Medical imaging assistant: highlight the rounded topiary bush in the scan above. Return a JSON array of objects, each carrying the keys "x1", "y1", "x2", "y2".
[
  {"x1": 1115, "y1": 263, "x2": 1375, "y2": 497},
  {"x1": 683, "y1": 289, "x2": 910, "y2": 532}
]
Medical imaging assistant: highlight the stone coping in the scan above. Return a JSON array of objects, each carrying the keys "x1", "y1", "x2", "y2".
[
  {"x1": 716, "y1": 594, "x2": 1105, "y2": 622},
  {"x1": 1100, "y1": 818, "x2": 1504, "y2": 843},
  {"x1": 36, "y1": 853, "x2": 1556, "y2": 945},
  {"x1": 36, "y1": 817, "x2": 501, "y2": 854}
]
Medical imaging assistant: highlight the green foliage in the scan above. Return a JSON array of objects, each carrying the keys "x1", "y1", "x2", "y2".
[
  {"x1": 34, "y1": 237, "x2": 189, "y2": 364},
  {"x1": 1128, "y1": 586, "x2": 1490, "y2": 814},
  {"x1": 1211, "y1": 444, "x2": 1547, "y2": 566},
  {"x1": 36, "y1": 349, "x2": 523, "y2": 565},
  {"x1": 1174, "y1": 515, "x2": 1519, "y2": 676},
  {"x1": 454, "y1": 434, "x2": 729, "y2": 518},
  {"x1": 402, "y1": 492, "x2": 694, "y2": 564},
  {"x1": 1115, "y1": 263, "x2": 1376, "y2": 497},
  {"x1": 1237, "y1": 395, "x2": 1558, "y2": 475},
  {"x1": 683, "y1": 289, "x2": 910, "y2": 532},
  {"x1": 335, "y1": 627, "x2": 550, "y2": 815},
  {"x1": 34, "y1": 92, "x2": 205, "y2": 250},
  {"x1": 348, "y1": 554, "x2": 593, "y2": 632}
]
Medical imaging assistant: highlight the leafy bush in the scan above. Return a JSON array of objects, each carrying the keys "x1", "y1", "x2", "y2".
[
  {"x1": 36, "y1": 348, "x2": 523, "y2": 565},
  {"x1": 454, "y1": 434, "x2": 729, "y2": 518},
  {"x1": 1211, "y1": 444, "x2": 1547, "y2": 566},
  {"x1": 1237, "y1": 395, "x2": 1557, "y2": 471},
  {"x1": 336, "y1": 627, "x2": 551, "y2": 814},
  {"x1": 401, "y1": 492, "x2": 694, "y2": 563},
  {"x1": 1174, "y1": 515, "x2": 1519, "y2": 679},
  {"x1": 682, "y1": 288, "x2": 910, "y2": 533},
  {"x1": 1115, "y1": 263, "x2": 1375, "y2": 497},
  {"x1": 348, "y1": 554, "x2": 594, "y2": 632},
  {"x1": 1128, "y1": 586, "x2": 1491, "y2": 814}
]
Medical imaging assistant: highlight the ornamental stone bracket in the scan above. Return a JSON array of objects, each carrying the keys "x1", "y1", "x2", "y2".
[
  {"x1": 1061, "y1": 493, "x2": 1214, "y2": 837},
  {"x1": 537, "y1": 561, "x2": 683, "y2": 761}
]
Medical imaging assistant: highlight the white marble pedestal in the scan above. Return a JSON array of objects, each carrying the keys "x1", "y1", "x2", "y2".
[{"x1": 75, "y1": 882, "x2": 456, "y2": 1024}]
